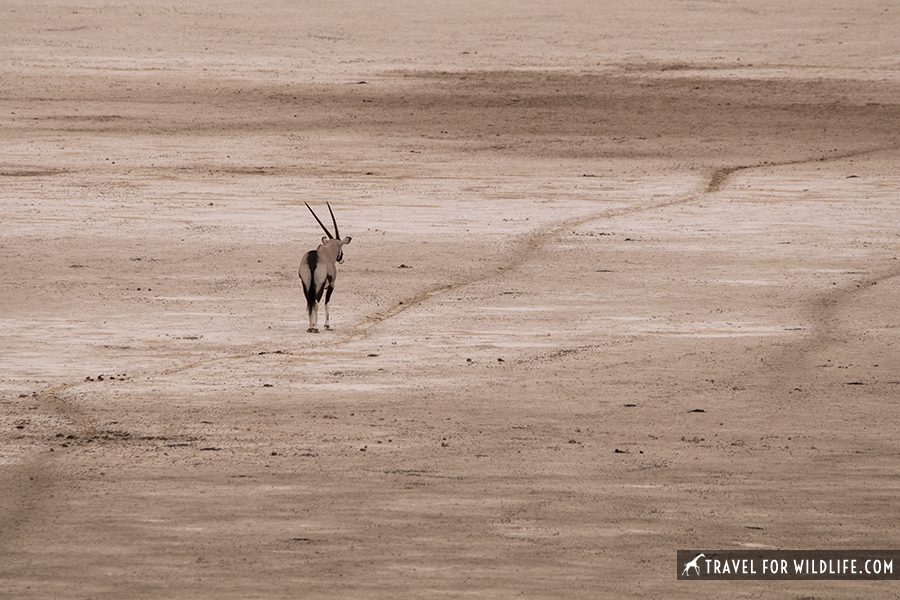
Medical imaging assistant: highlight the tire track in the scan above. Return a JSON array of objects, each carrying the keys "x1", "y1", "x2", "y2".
[
  {"x1": 347, "y1": 143, "x2": 897, "y2": 338},
  {"x1": 762, "y1": 265, "x2": 900, "y2": 401},
  {"x1": 0, "y1": 385, "x2": 99, "y2": 553}
]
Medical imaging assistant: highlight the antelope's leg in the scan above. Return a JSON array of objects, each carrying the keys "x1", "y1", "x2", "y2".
[
  {"x1": 308, "y1": 302, "x2": 319, "y2": 333},
  {"x1": 323, "y1": 286, "x2": 334, "y2": 330}
]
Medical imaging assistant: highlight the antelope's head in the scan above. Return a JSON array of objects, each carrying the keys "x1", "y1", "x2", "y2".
[{"x1": 306, "y1": 202, "x2": 352, "y2": 263}]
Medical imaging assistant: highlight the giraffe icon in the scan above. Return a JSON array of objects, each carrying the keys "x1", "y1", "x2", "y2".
[{"x1": 682, "y1": 553, "x2": 706, "y2": 576}]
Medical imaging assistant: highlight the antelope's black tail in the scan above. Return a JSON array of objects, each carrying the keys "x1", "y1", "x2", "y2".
[{"x1": 303, "y1": 250, "x2": 319, "y2": 315}]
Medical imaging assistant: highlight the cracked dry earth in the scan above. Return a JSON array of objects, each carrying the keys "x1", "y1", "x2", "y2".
[{"x1": 2, "y1": 1, "x2": 900, "y2": 598}]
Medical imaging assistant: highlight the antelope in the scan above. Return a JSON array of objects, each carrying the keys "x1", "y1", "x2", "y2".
[{"x1": 299, "y1": 202, "x2": 351, "y2": 333}]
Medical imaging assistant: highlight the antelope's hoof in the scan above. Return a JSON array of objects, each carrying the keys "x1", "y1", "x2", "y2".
[
  {"x1": 324, "y1": 325, "x2": 333, "y2": 331},
  {"x1": 307, "y1": 327, "x2": 319, "y2": 333}
]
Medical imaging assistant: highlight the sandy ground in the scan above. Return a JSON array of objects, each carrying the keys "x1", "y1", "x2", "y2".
[{"x1": 2, "y1": 1, "x2": 900, "y2": 598}]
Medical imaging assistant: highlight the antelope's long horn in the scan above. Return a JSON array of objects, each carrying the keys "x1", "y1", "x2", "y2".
[
  {"x1": 305, "y1": 202, "x2": 333, "y2": 239},
  {"x1": 327, "y1": 202, "x2": 340, "y2": 240}
]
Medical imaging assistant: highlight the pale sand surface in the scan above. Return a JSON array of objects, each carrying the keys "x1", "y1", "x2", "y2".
[{"x1": 2, "y1": 1, "x2": 900, "y2": 598}]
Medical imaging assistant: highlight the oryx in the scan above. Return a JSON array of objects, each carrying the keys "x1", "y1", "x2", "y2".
[{"x1": 299, "y1": 202, "x2": 351, "y2": 333}]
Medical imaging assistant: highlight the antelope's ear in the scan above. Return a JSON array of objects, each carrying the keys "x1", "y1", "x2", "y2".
[
  {"x1": 322, "y1": 236, "x2": 330, "y2": 244},
  {"x1": 342, "y1": 236, "x2": 352, "y2": 244}
]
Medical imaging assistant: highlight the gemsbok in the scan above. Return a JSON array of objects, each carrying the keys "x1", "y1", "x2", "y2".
[{"x1": 299, "y1": 202, "x2": 351, "y2": 333}]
